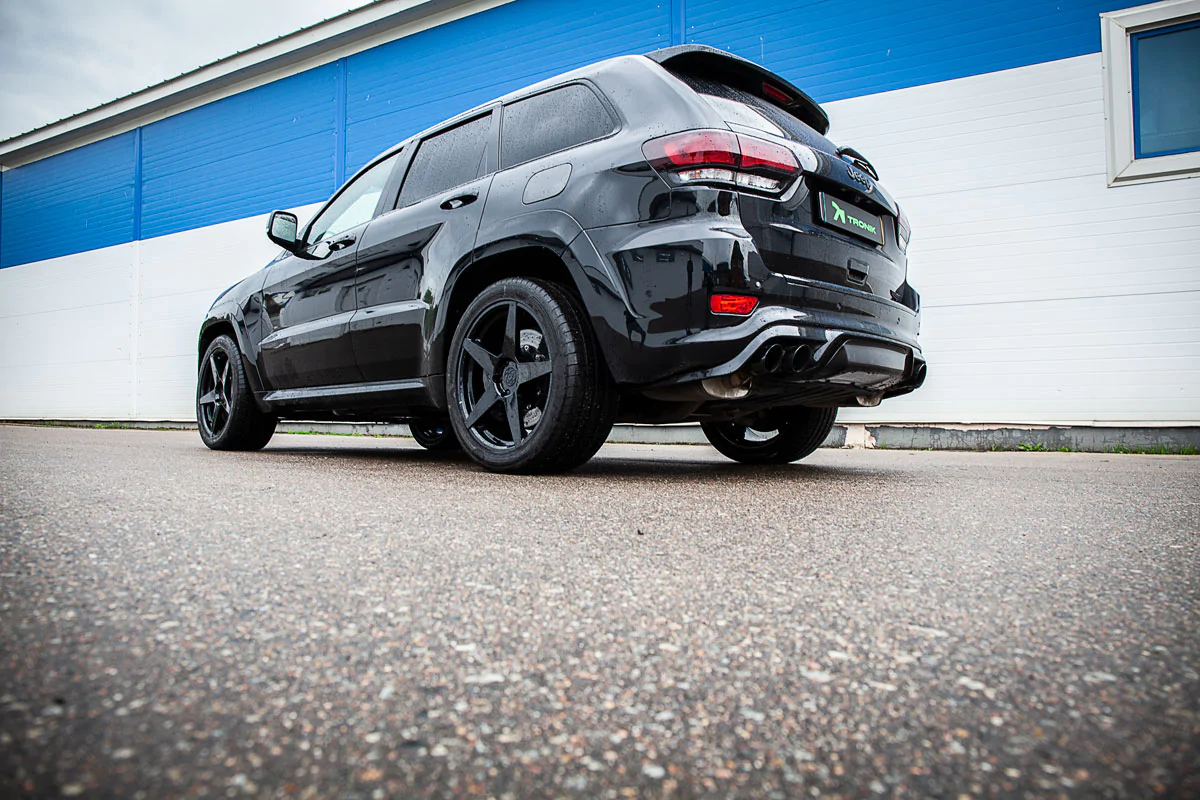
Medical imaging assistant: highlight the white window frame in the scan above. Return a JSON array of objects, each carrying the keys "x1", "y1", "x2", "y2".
[{"x1": 1101, "y1": 0, "x2": 1200, "y2": 186}]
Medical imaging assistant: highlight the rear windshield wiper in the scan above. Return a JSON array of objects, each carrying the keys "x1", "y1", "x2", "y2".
[{"x1": 836, "y1": 146, "x2": 879, "y2": 180}]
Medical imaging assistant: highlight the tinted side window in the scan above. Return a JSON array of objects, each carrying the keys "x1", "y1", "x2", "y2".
[
  {"x1": 501, "y1": 84, "x2": 616, "y2": 168},
  {"x1": 397, "y1": 115, "x2": 492, "y2": 207},
  {"x1": 308, "y1": 152, "x2": 400, "y2": 244}
]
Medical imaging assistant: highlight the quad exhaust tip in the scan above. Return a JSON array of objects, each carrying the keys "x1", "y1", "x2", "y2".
[
  {"x1": 783, "y1": 344, "x2": 813, "y2": 373},
  {"x1": 750, "y1": 343, "x2": 815, "y2": 375},
  {"x1": 750, "y1": 343, "x2": 786, "y2": 375}
]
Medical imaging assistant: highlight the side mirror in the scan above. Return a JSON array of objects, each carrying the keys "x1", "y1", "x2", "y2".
[{"x1": 266, "y1": 211, "x2": 300, "y2": 252}]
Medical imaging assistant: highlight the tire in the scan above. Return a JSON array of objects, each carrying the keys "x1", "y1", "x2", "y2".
[
  {"x1": 409, "y1": 418, "x2": 461, "y2": 451},
  {"x1": 702, "y1": 407, "x2": 837, "y2": 465},
  {"x1": 446, "y1": 277, "x2": 616, "y2": 474},
  {"x1": 197, "y1": 334, "x2": 277, "y2": 451}
]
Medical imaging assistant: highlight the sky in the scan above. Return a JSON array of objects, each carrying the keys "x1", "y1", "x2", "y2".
[{"x1": 0, "y1": 0, "x2": 374, "y2": 141}]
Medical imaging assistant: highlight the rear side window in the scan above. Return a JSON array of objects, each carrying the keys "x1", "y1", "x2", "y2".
[
  {"x1": 501, "y1": 84, "x2": 616, "y2": 168},
  {"x1": 397, "y1": 114, "x2": 492, "y2": 207}
]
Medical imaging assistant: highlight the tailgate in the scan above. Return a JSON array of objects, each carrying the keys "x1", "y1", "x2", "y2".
[{"x1": 659, "y1": 51, "x2": 907, "y2": 301}]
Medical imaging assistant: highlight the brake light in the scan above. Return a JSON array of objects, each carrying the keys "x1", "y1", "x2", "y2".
[
  {"x1": 643, "y1": 129, "x2": 801, "y2": 194},
  {"x1": 761, "y1": 82, "x2": 792, "y2": 105},
  {"x1": 709, "y1": 294, "x2": 759, "y2": 315}
]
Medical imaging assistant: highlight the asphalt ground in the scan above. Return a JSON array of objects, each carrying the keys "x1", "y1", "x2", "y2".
[{"x1": 0, "y1": 425, "x2": 1197, "y2": 799}]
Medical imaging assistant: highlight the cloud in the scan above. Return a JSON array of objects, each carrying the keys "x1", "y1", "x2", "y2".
[{"x1": 0, "y1": 0, "x2": 371, "y2": 141}]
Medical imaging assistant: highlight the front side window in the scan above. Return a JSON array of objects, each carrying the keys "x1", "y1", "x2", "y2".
[
  {"x1": 308, "y1": 152, "x2": 400, "y2": 244},
  {"x1": 501, "y1": 84, "x2": 616, "y2": 168},
  {"x1": 1101, "y1": 1, "x2": 1200, "y2": 185},
  {"x1": 397, "y1": 114, "x2": 492, "y2": 207}
]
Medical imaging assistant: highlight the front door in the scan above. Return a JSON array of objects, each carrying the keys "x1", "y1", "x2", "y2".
[
  {"x1": 351, "y1": 111, "x2": 496, "y2": 383},
  {"x1": 257, "y1": 152, "x2": 402, "y2": 390}
]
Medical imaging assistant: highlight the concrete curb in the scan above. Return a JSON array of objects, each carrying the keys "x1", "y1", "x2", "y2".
[{"x1": 7, "y1": 420, "x2": 1197, "y2": 453}]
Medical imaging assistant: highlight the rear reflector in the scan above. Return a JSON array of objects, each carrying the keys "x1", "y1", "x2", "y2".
[
  {"x1": 710, "y1": 294, "x2": 759, "y2": 315},
  {"x1": 643, "y1": 129, "x2": 801, "y2": 194}
]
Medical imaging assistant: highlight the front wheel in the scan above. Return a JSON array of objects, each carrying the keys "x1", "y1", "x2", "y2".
[
  {"x1": 702, "y1": 407, "x2": 837, "y2": 465},
  {"x1": 197, "y1": 334, "x2": 277, "y2": 451},
  {"x1": 446, "y1": 278, "x2": 616, "y2": 474}
]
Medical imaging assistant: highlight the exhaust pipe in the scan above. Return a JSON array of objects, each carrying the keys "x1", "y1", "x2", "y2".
[
  {"x1": 749, "y1": 343, "x2": 785, "y2": 375},
  {"x1": 784, "y1": 344, "x2": 813, "y2": 373}
]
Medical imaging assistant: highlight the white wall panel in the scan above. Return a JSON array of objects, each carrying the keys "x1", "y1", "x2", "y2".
[
  {"x1": 0, "y1": 245, "x2": 136, "y2": 419},
  {"x1": 832, "y1": 55, "x2": 1200, "y2": 426},
  {"x1": 134, "y1": 202, "x2": 323, "y2": 419}
]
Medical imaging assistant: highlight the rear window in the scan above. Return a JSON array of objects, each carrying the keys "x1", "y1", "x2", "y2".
[
  {"x1": 673, "y1": 72, "x2": 831, "y2": 152},
  {"x1": 501, "y1": 84, "x2": 616, "y2": 168},
  {"x1": 398, "y1": 114, "x2": 492, "y2": 207}
]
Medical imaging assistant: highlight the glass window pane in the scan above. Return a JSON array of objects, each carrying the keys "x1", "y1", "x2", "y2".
[
  {"x1": 1133, "y1": 22, "x2": 1200, "y2": 158},
  {"x1": 308, "y1": 153, "x2": 399, "y2": 244},
  {"x1": 501, "y1": 85, "x2": 616, "y2": 168},
  {"x1": 397, "y1": 115, "x2": 492, "y2": 207}
]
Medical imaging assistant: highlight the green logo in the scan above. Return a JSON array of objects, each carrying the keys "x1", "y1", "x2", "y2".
[
  {"x1": 830, "y1": 199, "x2": 876, "y2": 234},
  {"x1": 832, "y1": 199, "x2": 846, "y2": 224}
]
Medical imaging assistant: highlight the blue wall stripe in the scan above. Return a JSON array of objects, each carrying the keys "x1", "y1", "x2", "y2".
[
  {"x1": 671, "y1": 0, "x2": 686, "y2": 47},
  {"x1": 684, "y1": 0, "x2": 1120, "y2": 103},
  {"x1": 342, "y1": 0, "x2": 671, "y2": 173},
  {"x1": 1, "y1": 132, "x2": 136, "y2": 268},
  {"x1": 139, "y1": 63, "x2": 339, "y2": 240},
  {"x1": 0, "y1": 0, "x2": 1131, "y2": 268},
  {"x1": 335, "y1": 58, "x2": 348, "y2": 186},
  {"x1": 132, "y1": 128, "x2": 143, "y2": 241}
]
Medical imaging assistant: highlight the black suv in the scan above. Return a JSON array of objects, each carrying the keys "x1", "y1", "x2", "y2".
[{"x1": 197, "y1": 45, "x2": 926, "y2": 473}]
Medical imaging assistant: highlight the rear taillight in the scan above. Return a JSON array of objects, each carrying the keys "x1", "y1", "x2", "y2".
[
  {"x1": 896, "y1": 205, "x2": 912, "y2": 252},
  {"x1": 643, "y1": 129, "x2": 801, "y2": 194}
]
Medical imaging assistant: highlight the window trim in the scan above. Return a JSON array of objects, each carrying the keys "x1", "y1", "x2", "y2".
[
  {"x1": 498, "y1": 80, "x2": 620, "y2": 171},
  {"x1": 1101, "y1": 0, "x2": 1200, "y2": 186}
]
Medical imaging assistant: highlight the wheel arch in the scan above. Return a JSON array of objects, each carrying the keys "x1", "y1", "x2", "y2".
[
  {"x1": 198, "y1": 312, "x2": 270, "y2": 410},
  {"x1": 428, "y1": 241, "x2": 588, "y2": 401}
]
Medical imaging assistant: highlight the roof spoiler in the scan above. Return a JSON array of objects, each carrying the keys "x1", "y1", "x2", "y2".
[{"x1": 645, "y1": 45, "x2": 830, "y2": 136}]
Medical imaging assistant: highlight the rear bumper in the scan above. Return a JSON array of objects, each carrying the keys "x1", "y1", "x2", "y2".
[{"x1": 571, "y1": 216, "x2": 923, "y2": 402}]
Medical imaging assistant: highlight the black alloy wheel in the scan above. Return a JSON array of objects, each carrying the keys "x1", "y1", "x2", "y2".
[
  {"x1": 409, "y1": 418, "x2": 461, "y2": 451},
  {"x1": 447, "y1": 278, "x2": 616, "y2": 474},
  {"x1": 196, "y1": 334, "x2": 277, "y2": 451},
  {"x1": 702, "y1": 406, "x2": 837, "y2": 465}
]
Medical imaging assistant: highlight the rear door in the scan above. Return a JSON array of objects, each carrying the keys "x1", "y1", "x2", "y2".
[
  {"x1": 258, "y1": 152, "x2": 401, "y2": 390},
  {"x1": 351, "y1": 111, "x2": 497, "y2": 383}
]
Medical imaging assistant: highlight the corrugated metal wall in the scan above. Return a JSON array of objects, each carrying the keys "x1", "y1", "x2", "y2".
[
  {"x1": 686, "y1": 0, "x2": 1118, "y2": 101},
  {"x1": 0, "y1": 0, "x2": 1132, "y2": 269},
  {"x1": 140, "y1": 65, "x2": 341, "y2": 239},
  {"x1": 344, "y1": 0, "x2": 671, "y2": 173},
  {"x1": 0, "y1": 132, "x2": 136, "y2": 267},
  {"x1": 0, "y1": 0, "x2": 1195, "y2": 427}
]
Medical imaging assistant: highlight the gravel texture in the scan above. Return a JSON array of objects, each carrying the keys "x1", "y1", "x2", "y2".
[{"x1": 1, "y1": 424, "x2": 1197, "y2": 798}]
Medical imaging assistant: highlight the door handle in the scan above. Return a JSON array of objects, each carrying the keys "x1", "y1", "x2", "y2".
[
  {"x1": 327, "y1": 234, "x2": 357, "y2": 252},
  {"x1": 440, "y1": 194, "x2": 477, "y2": 211}
]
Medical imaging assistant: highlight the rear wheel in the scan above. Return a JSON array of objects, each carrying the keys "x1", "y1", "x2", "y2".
[
  {"x1": 197, "y1": 334, "x2": 277, "y2": 451},
  {"x1": 446, "y1": 278, "x2": 616, "y2": 474},
  {"x1": 702, "y1": 407, "x2": 837, "y2": 465},
  {"x1": 409, "y1": 418, "x2": 460, "y2": 451}
]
